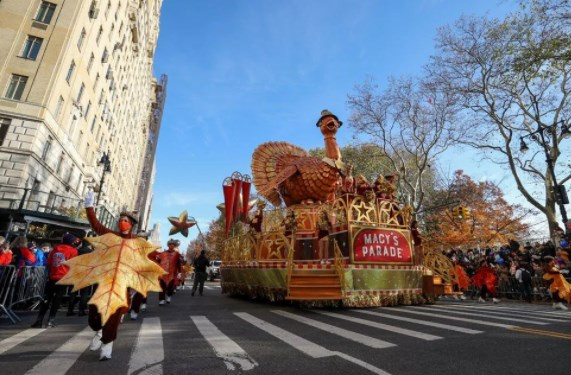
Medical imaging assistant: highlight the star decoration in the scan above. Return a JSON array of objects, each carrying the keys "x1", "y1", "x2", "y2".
[
  {"x1": 168, "y1": 210, "x2": 196, "y2": 237},
  {"x1": 353, "y1": 200, "x2": 376, "y2": 223}
]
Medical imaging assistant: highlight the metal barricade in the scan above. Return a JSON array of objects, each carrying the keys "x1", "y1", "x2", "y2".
[
  {"x1": 9, "y1": 266, "x2": 48, "y2": 314},
  {"x1": 0, "y1": 265, "x2": 18, "y2": 323}
]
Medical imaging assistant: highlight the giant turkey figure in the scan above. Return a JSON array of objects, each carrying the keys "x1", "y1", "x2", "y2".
[{"x1": 252, "y1": 110, "x2": 348, "y2": 207}]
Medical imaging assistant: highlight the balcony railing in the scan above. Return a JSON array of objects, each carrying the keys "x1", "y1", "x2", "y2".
[{"x1": 0, "y1": 184, "x2": 117, "y2": 228}]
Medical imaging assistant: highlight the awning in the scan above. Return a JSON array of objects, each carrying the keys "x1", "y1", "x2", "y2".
[{"x1": 23, "y1": 215, "x2": 91, "y2": 232}]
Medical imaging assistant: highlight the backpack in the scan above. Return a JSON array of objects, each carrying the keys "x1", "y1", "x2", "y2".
[{"x1": 521, "y1": 268, "x2": 532, "y2": 283}]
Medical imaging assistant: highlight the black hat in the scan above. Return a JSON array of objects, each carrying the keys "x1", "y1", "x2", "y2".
[
  {"x1": 167, "y1": 239, "x2": 180, "y2": 247},
  {"x1": 119, "y1": 211, "x2": 139, "y2": 224},
  {"x1": 316, "y1": 109, "x2": 343, "y2": 127}
]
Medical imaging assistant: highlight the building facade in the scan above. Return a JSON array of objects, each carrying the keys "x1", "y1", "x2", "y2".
[{"x1": 0, "y1": 0, "x2": 164, "y2": 239}]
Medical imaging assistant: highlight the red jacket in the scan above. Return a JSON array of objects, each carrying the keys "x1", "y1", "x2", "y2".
[
  {"x1": 0, "y1": 251, "x2": 12, "y2": 266},
  {"x1": 47, "y1": 244, "x2": 78, "y2": 280}
]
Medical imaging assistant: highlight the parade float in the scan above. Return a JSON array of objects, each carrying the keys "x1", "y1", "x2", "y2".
[{"x1": 219, "y1": 110, "x2": 439, "y2": 307}]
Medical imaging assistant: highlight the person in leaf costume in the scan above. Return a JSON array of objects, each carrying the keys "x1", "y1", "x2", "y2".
[
  {"x1": 543, "y1": 256, "x2": 570, "y2": 310},
  {"x1": 156, "y1": 238, "x2": 183, "y2": 305},
  {"x1": 472, "y1": 258, "x2": 500, "y2": 304},
  {"x1": 70, "y1": 190, "x2": 165, "y2": 361}
]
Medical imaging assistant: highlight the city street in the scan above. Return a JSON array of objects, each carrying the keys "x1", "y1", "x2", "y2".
[{"x1": 1, "y1": 282, "x2": 571, "y2": 375}]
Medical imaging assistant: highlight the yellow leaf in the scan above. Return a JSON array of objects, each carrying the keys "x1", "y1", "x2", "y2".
[{"x1": 58, "y1": 233, "x2": 166, "y2": 325}]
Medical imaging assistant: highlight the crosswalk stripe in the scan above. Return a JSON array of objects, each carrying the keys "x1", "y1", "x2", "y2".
[
  {"x1": 316, "y1": 311, "x2": 442, "y2": 341},
  {"x1": 436, "y1": 304, "x2": 567, "y2": 322},
  {"x1": 391, "y1": 307, "x2": 514, "y2": 328},
  {"x1": 128, "y1": 317, "x2": 164, "y2": 375},
  {"x1": 416, "y1": 306, "x2": 548, "y2": 325},
  {"x1": 191, "y1": 315, "x2": 258, "y2": 371},
  {"x1": 0, "y1": 329, "x2": 46, "y2": 355},
  {"x1": 272, "y1": 310, "x2": 396, "y2": 349},
  {"x1": 234, "y1": 312, "x2": 391, "y2": 375},
  {"x1": 359, "y1": 310, "x2": 483, "y2": 334},
  {"x1": 24, "y1": 327, "x2": 92, "y2": 375},
  {"x1": 457, "y1": 304, "x2": 571, "y2": 317}
]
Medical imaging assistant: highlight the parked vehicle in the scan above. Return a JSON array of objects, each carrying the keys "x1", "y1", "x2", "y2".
[{"x1": 209, "y1": 260, "x2": 222, "y2": 281}]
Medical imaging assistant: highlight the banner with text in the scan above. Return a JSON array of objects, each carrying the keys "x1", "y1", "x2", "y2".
[{"x1": 353, "y1": 228, "x2": 412, "y2": 264}]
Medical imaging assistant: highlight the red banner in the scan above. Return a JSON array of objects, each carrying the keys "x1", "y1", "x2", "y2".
[
  {"x1": 232, "y1": 178, "x2": 242, "y2": 222},
  {"x1": 241, "y1": 181, "x2": 251, "y2": 220},
  {"x1": 353, "y1": 228, "x2": 412, "y2": 263},
  {"x1": 223, "y1": 183, "x2": 236, "y2": 236}
]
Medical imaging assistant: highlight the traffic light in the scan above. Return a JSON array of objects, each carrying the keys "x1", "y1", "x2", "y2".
[
  {"x1": 462, "y1": 207, "x2": 471, "y2": 219},
  {"x1": 555, "y1": 185, "x2": 569, "y2": 205},
  {"x1": 451, "y1": 206, "x2": 471, "y2": 220}
]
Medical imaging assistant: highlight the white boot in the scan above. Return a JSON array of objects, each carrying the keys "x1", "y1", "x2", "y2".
[
  {"x1": 159, "y1": 300, "x2": 165, "y2": 305},
  {"x1": 99, "y1": 341, "x2": 113, "y2": 361},
  {"x1": 478, "y1": 297, "x2": 486, "y2": 303},
  {"x1": 141, "y1": 303, "x2": 147, "y2": 312},
  {"x1": 130, "y1": 310, "x2": 138, "y2": 320},
  {"x1": 492, "y1": 298, "x2": 500, "y2": 304},
  {"x1": 90, "y1": 330, "x2": 102, "y2": 351},
  {"x1": 166, "y1": 296, "x2": 171, "y2": 304},
  {"x1": 553, "y1": 302, "x2": 559, "y2": 310},
  {"x1": 460, "y1": 294, "x2": 467, "y2": 301},
  {"x1": 556, "y1": 302, "x2": 568, "y2": 310}
]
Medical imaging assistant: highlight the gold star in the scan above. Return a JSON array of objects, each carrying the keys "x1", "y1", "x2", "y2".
[{"x1": 167, "y1": 210, "x2": 196, "y2": 237}]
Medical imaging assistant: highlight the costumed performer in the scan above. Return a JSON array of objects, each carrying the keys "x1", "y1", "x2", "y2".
[
  {"x1": 472, "y1": 259, "x2": 500, "y2": 304},
  {"x1": 156, "y1": 239, "x2": 183, "y2": 305},
  {"x1": 543, "y1": 256, "x2": 570, "y2": 310},
  {"x1": 452, "y1": 259, "x2": 470, "y2": 301},
  {"x1": 317, "y1": 210, "x2": 333, "y2": 265},
  {"x1": 83, "y1": 190, "x2": 146, "y2": 360}
]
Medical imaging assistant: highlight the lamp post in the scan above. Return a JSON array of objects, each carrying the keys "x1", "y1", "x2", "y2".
[
  {"x1": 96, "y1": 152, "x2": 112, "y2": 206},
  {"x1": 520, "y1": 120, "x2": 570, "y2": 239}
]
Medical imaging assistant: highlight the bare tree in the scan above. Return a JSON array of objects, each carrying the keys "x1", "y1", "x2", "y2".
[
  {"x1": 427, "y1": 1, "x2": 571, "y2": 236},
  {"x1": 347, "y1": 77, "x2": 459, "y2": 214}
]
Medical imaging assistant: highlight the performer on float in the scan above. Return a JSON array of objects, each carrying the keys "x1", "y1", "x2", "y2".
[
  {"x1": 452, "y1": 259, "x2": 470, "y2": 300},
  {"x1": 317, "y1": 210, "x2": 332, "y2": 265},
  {"x1": 81, "y1": 190, "x2": 163, "y2": 360},
  {"x1": 543, "y1": 255, "x2": 570, "y2": 310},
  {"x1": 473, "y1": 258, "x2": 500, "y2": 303},
  {"x1": 156, "y1": 239, "x2": 183, "y2": 305},
  {"x1": 249, "y1": 200, "x2": 266, "y2": 233}
]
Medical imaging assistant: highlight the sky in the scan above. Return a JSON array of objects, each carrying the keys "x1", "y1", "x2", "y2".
[{"x1": 149, "y1": 0, "x2": 538, "y2": 250}]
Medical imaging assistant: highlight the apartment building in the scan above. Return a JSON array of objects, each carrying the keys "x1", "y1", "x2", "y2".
[{"x1": 0, "y1": 0, "x2": 165, "y2": 238}]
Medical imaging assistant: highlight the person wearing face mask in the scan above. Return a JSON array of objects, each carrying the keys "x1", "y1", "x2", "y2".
[
  {"x1": 155, "y1": 239, "x2": 183, "y2": 306},
  {"x1": 0, "y1": 236, "x2": 12, "y2": 266},
  {"x1": 83, "y1": 190, "x2": 140, "y2": 361}
]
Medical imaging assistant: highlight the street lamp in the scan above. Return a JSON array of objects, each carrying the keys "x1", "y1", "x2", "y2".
[
  {"x1": 96, "y1": 152, "x2": 112, "y2": 206},
  {"x1": 520, "y1": 120, "x2": 570, "y2": 239}
]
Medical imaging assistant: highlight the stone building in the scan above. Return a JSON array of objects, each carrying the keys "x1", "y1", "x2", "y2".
[{"x1": 0, "y1": 0, "x2": 165, "y2": 240}]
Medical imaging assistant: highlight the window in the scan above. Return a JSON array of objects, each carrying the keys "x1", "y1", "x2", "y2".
[
  {"x1": 96, "y1": 26, "x2": 103, "y2": 44},
  {"x1": 66, "y1": 60, "x2": 75, "y2": 83},
  {"x1": 5, "y1": 74, "x2": 28, "y2": 100},
  {"x1": 109, "y1": 23, "x2": 114, "y2": 40},
  {"x1": 76, "y1": 83, "x2": 85, "y2": 103},
  {"x1": 101, "y1": 48, "x2": 108, "y2": 63},
  {"x1": 87, "y1": 53, "x2": 95, "y2": 72},
  {"x1": 0, "y1": 118, "x2": 10, "y2": 146},
  {"x1": 69, "y1": 115, "x2": 78, "y2": 137},
  {"x1": 56, "y1": 153, "x2": 64, "y2": 174},
  {"x1": 41, "y1": 136, "x2": 52, "y2": 160},
  {"x1": 55, "y1": 96, "x2": 64, "y2": 118},
  {"x1": 105, "y1": 1, "x2": 111, "y2": 18},
  {"x1": 85, "y1": 100, "x2": 92, "y2": 118},
  {"x1": 94, "y1": 73, "x2": 100, "y2": 90},
  {"x1": 21, "y1": 35, "x2": 43, "y2": 60},
  {"x1": 47, "y1": 191, "x2": 56, "y2": 208},
  {"x1": 77, "y1": 28, "x2": 86, "y2": 51},
  {"x1": 67, "y1": 164, "x2": 75, "y2": 183},
  {"x1": 78, "y1": 131, "x2": 84, "y2": 150},
  {"x1": 76, "y1": 174, "x2": 82, "y2": 192},
  {"x1": 35, "y1": 1, "x2": 56, "y2": 24}
]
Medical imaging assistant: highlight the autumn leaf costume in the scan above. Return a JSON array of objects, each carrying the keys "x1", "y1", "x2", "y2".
[{"x1": 60, "y1": 191, "x2": 165, "y2": 361}]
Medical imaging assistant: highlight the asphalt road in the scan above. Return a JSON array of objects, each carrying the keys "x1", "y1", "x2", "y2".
[{"x1": 1, "y1": 281, "x2": 571, "y2": 375}]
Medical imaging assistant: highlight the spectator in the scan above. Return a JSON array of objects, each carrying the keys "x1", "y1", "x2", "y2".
[
  {"x1": 0, "y1": 237, "x2": 12, "y2": 266},
  {"x1": 31, "y1": 233, "x2": 78, "y2": 328},
  {"x1": 30, "y1": 241, "x2": 47, "y2": 267},
  {"x1": 10, "y1": 236, "x2": 35, "y2": 267},
  {"x1": 515, "y1": 262, "x2": 533, "y2": 303},
  {"x1": 40, "y1": 242, "x2": 52, "y2": 257},
  {"x1": 192, "y1": 250, "x2": 210, "y2": 297},
  {"x1": 67, "y1": 238, "x2": 93, "y2": 317}
]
